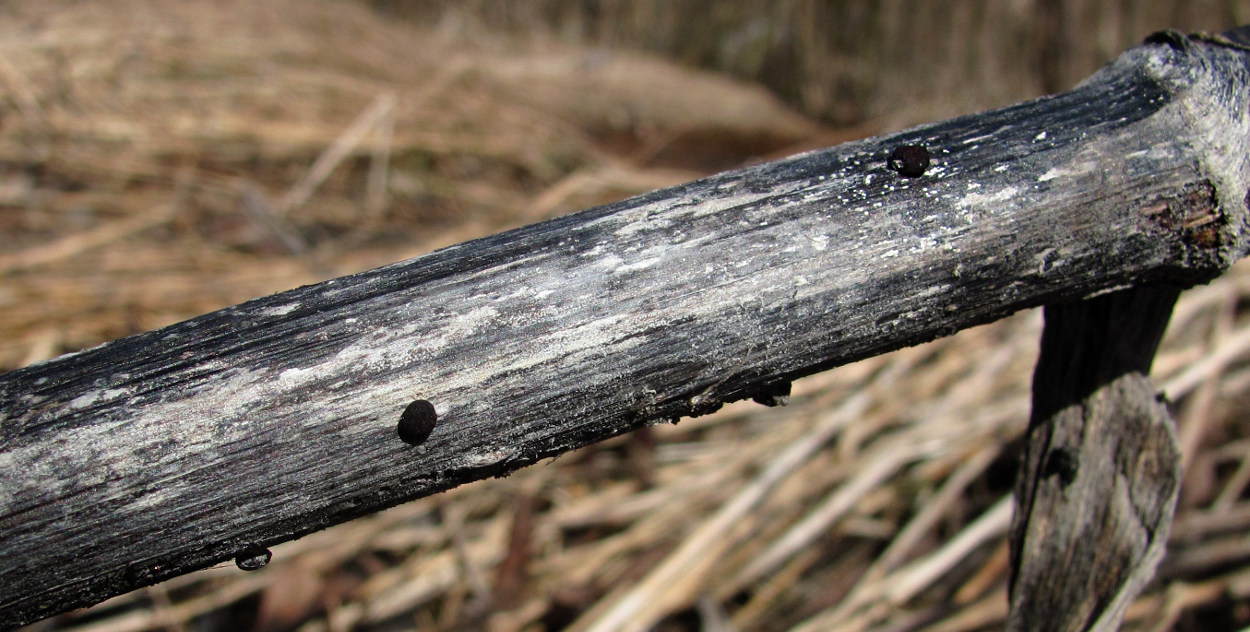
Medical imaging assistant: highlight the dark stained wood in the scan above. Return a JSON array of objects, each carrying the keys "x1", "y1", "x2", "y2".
[{"x1": 4, "y1": 31, "x2": 1250, "y2": 629}]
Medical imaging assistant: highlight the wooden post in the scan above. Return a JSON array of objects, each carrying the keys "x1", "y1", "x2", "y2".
[
  {"x1": 1008, "y1": 286, "x2": 1181, "y2": 631},
  {"x1": 2, "y1": 28, "x2": 1250, "y2": 629}
]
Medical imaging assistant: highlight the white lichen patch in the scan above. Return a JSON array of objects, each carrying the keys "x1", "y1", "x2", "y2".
[
  {"x1": 1038, "y1": 160, "x2": 1096, "y2": 183},
  {"x1": 957, "y1": 186, "x2": 1020, "y2": 211},
  {"x1": 914, "y1": 283, "x2": 951, "y2": 300},
  {"x1": 613, "y1": 256, "x2": 662, "y2": 275},
  {"x1": 67, "y1": 389, "x2": 107, "y2": 411},
  {"x1": 461, "y1": 447, "x2": 517, "y2": 469},
  {"x1": 596, "y1": 253, "x2": 625, "y2": 270},
  {"x1": 277, "y1": 367, "x2": 312, "y2": 383},
  {"x1": 612, "y1": 213, "x2": 674, "y2": 238},
  {"x1": 261, "y1": 303, "x2": 300, "y2": 317}
]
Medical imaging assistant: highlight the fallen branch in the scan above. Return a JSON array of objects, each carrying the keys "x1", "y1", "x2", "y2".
[{"x1": 3, "y1": 28, "x2": 1250, "y2": 629}]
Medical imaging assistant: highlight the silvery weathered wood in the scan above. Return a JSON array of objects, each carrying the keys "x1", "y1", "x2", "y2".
[
  {"x1": 1010, "y1": 286, "x2": 1182, "y2": 632},
  {"x1": 3, "y1": 30, "x2": 1250, "y2": 629}
]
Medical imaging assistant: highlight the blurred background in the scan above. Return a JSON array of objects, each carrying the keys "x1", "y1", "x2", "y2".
[{"x1": 6, "y1": 1, "x2": 1250, "y2": 630}]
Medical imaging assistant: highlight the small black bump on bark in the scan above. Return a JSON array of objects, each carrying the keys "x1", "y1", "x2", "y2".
[
  {"x1": 1042, "y1": 447, "x2": 1080, "y2": 488},
  {"x1": 888, "y1": 145, "x2": 930, "y2": 178},
  {"x1": 234, "y1": 546, "x2": 272, "y2": 571},
  {"x1": 398, "y1": 399, "x2": 438, "y2": 446},
  {"x1": 751, "y1": 381, "x2": 792, "y2": 407}
]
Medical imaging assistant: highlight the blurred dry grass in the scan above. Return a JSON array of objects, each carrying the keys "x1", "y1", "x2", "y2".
[
  {"x1": 385, "y1": 0, "x2": 1250, "y2": 126},
  {"x1": 6, "y1": 1, "x2": 1250, "y2": 631}
]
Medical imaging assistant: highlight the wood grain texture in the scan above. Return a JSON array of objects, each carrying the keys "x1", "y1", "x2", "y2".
[
  {"x1": 1009, "y1": 286, "x2": 1181, "y2": 632},
  {"x1": 3, "y1": 34, "x2": 1250, "y2": 628}
]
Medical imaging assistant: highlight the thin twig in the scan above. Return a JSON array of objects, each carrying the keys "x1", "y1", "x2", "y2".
[{"x1": 275, "y1": 92, "x2": 396, "y2": 218}]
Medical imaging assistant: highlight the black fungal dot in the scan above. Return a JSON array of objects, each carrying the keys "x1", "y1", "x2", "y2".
[
  {"x1": 397, "y1": 399, "x2": 438, "y2": 446},
  {"x1": 234, "y1": 546, "x2": 271, "y2": 571},
  {"x1": 1042, "y1": 447, "x2": 1080, "y2": 488},
  {"x1": 751, "y1": 381, "x2": 792, "y2": 407},
  {"x1": 888, "y1": 145, "x2": 930, "y2": 178}
]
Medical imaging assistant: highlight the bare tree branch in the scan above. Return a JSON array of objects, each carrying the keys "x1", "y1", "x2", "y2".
[{"x1": 3, "y1": 29, "x2": 1250, "y2": 629}]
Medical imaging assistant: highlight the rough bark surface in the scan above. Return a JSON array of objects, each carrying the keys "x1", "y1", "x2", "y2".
[{"x1": 3, "y1": 31, "x2": 1250, "y2": 629}]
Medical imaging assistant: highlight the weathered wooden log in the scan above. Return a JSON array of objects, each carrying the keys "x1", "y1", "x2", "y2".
[{"x1": 3, "y1": 29, "x2": 1250, "y2": 629}]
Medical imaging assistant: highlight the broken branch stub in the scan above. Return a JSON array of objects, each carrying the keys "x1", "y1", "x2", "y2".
[
  {"x1": 3, "y1": 28, "x2": 1250, "y2": 629},
  {"x1": 1009, "y1": 286, "x2": 1181, "y2": 632}
]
